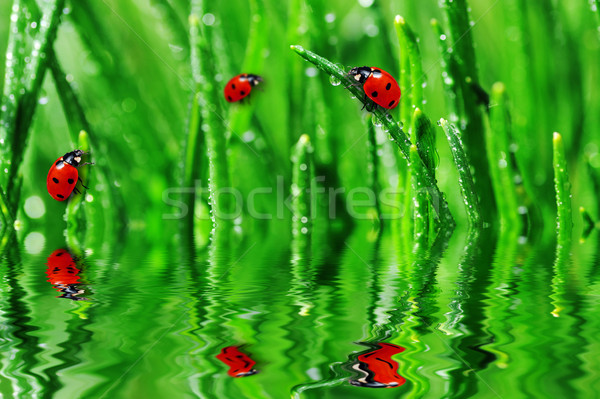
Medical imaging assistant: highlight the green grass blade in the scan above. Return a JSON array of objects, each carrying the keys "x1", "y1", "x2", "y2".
[
  {"x1": 0, "y1": 185, "x2": 15, "y2": 229},
  {"x1": 290, "y1": 45, "x2": 454, "y2": 230},
  {"x1": 440, "y1": 0, "x2": 495, "y2": 223},
  {"x1": 431, "y1": 19, "x2": 461, "y2": 122},
  {"x1": 485, "y1": 82, "x2": 521, "y2": 232},
  {"x1": 440, "y1": 119, "x2": 482, "y2": 229},
  {"x1": 394, "y1": 15, "x2": 425, "y2": 130},
  {"x1": 228, "y1": 0, "x2": 269, "y2": 136},
  {"x1": 553, "y1": 132, "x2": 572, "y2": 250},
  {"x1": 48, "y1": 52, "x2": 90, "y2": 141},
  {"x1": 181, "y1": 92, "x2": 204, "y2": 237},
  {"x1": 190, "y1": 2, "x2": 232, "y2": 224},
  {"x1": 366, "y1": 115, "x2": 381, "y2": 220},
  {"x1": 291, "y1": 134, "x2": 314, "y2": 238},
  {"x1": 413, "y1": 108, "x2": 436, "y2": 175},
  {"x1": 65, "y1": 130, "x2": 91, "y2": 237},
  {"x1": 410, "y1": 144, "x2": 429, "y2": 246},
  {"x1": 0, "y1": 0, "x2": 28, "y2": 198},
  {"x1": 0, "y1": 0, "x2": 66, "y2": 208}
]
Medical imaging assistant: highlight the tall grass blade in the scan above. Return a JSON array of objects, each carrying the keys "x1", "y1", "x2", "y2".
[
  {"x1": 0, "y1": 185, "x2": 15, "y2": 229},
  {"x1": 440, "y1": 119, "x2": 482, "y2": 229},
  {"x1": 366, "y1": 115, "x2": 381, "y2": 220},
  {"x1": 431, "y1": 19, "x2": 460, "y2": 122},
  {"x1": 440, "y1": 0, "x2": 495, "y2": 222},
  {"x1": 553, "y1": 132, "x2": 572, "y2": 251},
  {"x1": 485, "y1": 82, "x2": 520, "y2": 232},
  {"x1": 190, "y1": 1, "x2": 232, "y2": 225},
  {"x1": 291, "y1": 134, "x2": 314, "y2": 238},
  {"x1": 410, "y1": 144, "x2": 429, "y2": 246},
  {"x1": 1, "y1": 0, "x2": 65, "y2": 214},
  {"x1": 65, "y1": 130, "x2": 90, "y2": 238},
  {"x1": 394, "y1": 15, "x2": 424, "y2": 129}
]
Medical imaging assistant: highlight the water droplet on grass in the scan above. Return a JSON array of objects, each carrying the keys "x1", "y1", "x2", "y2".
[
  {"x1": 329, "y1": 75, "x2": 341, "y2": 86},
  {"x1": 371, "y1": 115, "x2": 383, "y2": 127}
]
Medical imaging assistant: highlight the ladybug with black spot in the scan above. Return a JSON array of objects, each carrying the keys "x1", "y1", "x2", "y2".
[
  {"x1": 224, "y1": 74, "x2": 263, "y2": 103},
  {"x1": 348, "y1": 66, "x2": 401, "y2": 110},
  {"x1": 46, "y1": 150, "x2": 91, "y2": 201}
]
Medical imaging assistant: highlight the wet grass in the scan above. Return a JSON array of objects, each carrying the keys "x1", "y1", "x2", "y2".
[{"x1": 0, "y1": 0, "x2": 598, "y2": 248}]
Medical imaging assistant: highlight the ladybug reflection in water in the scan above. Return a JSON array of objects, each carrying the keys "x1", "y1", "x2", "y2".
[
  {"x1": 349, "y1": 342, "x2": 406, "y2": 388},
  {"x1": 45, "y1": 249, "x2": 88, "y2": 301},
  {"x1": 216, "y1": 346, "x2": 258, "y2": 377}
]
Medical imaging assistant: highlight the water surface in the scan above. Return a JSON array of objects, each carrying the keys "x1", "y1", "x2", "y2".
[{"x1": 1, "y1": 225, "x2": 599, "y2": 398}]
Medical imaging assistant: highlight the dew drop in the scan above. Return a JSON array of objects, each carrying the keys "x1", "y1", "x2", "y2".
[
  {"x1": 329, "y1": 75, "x2": 341, "y2": 86},
  {"x1": 371, "y1": 115, "x2": 383, "y2": 127}
]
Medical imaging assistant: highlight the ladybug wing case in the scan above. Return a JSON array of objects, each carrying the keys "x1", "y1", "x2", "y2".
[
  {"x1": 363, "y1": 69, "x2": 401, "y2": 109},
  {"x1": 47, "y1": 158, "x2": 79, "y2": 201}
]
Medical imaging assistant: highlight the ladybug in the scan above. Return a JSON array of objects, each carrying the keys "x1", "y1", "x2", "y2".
[
  {"x1": 45, "y1": 249, "x2": 87, "y2": 300},
  {"x1": 46, "y1": 150, "x2": 90, "y2": 201},
  {"x1": 224, "y1": 74, "x2": 263, "y2": 103},
  {"x1": 349, "y1": 342, "x2": 406, "y2": 388},
  {"x1": 216, "y1": 346, "x2": 258, "y2": 377},
  {"x1": 348, "y1": 66, "x2": 401, "y2": 110}
]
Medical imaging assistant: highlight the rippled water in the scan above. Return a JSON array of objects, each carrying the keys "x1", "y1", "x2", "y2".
[{"x1": 1, "y1": 225, "x2": 599, "y2": 398}]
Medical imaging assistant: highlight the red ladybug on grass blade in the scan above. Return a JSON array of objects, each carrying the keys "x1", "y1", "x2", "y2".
[
  {"x1": 224, "y1": 74, "x2": 263, "y2": 103},
  {"x1": 47, "y1": 150, "x2": 91, "y2": 201},
  {"x1": 348, "y1": 66, "x2": 401, "y2": 110}
]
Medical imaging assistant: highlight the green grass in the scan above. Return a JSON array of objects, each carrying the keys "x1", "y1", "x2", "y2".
[
  {"x1": 0, "y1": 2, "x2": 600, "y2": 398},
  {"x1": 0, "y1": 0, "x2": 597, "y2": 248}
]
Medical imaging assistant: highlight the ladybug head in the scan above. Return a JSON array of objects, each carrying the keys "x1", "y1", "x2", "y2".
[
  {"x1": 62, "y1": 150, "x2": 85, "y2": 167},
  {"x1": 246, "y1": 74, "x2": 263, "y2": 86},
  {"x1": 348, "y1": 66, "x2": 372, "y2": 84}
]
